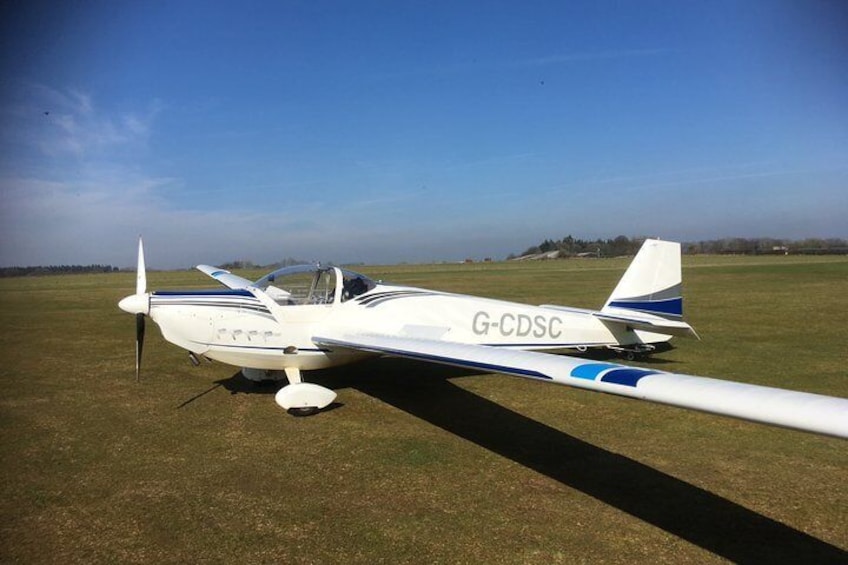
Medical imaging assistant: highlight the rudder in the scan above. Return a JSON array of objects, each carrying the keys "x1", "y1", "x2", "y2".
[{"x1": 602, "y1": 239, "x2": 684, "y2": 319}]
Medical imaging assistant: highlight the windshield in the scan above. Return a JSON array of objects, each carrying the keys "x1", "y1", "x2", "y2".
[{"x1": 253, "y1": 265, "x2": 375, "y2": 305}]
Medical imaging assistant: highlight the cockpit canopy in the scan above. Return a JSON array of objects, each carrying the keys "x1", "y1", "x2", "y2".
[{"x1": 253, "y1": 265, "x2": 376, "y2": 305}]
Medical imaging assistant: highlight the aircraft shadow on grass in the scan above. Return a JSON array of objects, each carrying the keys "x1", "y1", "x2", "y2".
[{"x1": 185, "y1": 358, "x2": 844, "y2": 563}]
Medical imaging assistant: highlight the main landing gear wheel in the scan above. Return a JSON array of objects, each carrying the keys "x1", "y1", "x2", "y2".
[{"x1": 608, "y1": 344, "x2": 655, "y2": 361}]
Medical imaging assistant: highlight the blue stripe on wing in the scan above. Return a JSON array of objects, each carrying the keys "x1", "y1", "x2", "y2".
[{"x1": 569, "y1": 362, "x2": 658, "y2": 387}]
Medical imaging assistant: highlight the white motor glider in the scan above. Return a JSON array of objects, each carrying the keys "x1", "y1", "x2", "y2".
[{"x1": 118, "y1": 238, "x2": 848, "y2": 438}]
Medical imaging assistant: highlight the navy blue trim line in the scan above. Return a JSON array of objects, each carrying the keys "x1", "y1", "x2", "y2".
[
  {"x1": 150, "y1": 293, "x2": 272, "y2": 318},
  {"x1": 197, "y1": 342, "x2": 329, "y2": 353},
  {"x1": 386, "y1": 349, "x2": 552, "y2": 380},
  {"x1": 481, "y1": 341, "x2": 607, "y2": 348},
  {"x1": 154, "y1": 289, "x2": 254, "y2": 297},
  {"x1": 324, "y1": 340, "x2": 552, "y2": 381},
  {"x1": 608, "y1": 297, "x2": 683, "y2": 318},
  {"x1": 356, "y1": 290, "x2": 438, "y2": 307},
  {"x1": 151, "y1": 299, "x2": 270, "y2": 313}
]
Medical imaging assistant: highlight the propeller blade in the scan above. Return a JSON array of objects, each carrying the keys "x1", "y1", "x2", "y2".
[
  {"x1": 123, "y1": 237, "x2": 149, "y2": 381},
  {"x1": 136, "y1": 236, "x2": 147, "y2": 295},
  {"x1": 135, "y1": 312, "x2": 145, "y2": 382}
]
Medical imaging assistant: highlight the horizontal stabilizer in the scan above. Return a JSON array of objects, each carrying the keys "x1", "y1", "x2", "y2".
[
  {"x1": 540, "y1": 304, "x2": 699, "y2": 339},
  {"x1": 594, "y1": 311, "x2": 700, "y2": 338}
]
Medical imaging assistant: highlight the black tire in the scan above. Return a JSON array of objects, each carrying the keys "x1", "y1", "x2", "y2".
[{"x1": 288, "y1": 406, "x2": 320, "y2": 417}]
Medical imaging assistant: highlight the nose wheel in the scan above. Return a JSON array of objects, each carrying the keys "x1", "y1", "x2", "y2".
[
  {"x1": 274, "y1": 367, "x2": 336, "y2": 416},
  {"x1": 287, "y1": 406, "x2": 321, "y2": 417}
]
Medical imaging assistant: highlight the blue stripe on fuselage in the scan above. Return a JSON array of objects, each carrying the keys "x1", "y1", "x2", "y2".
[{"x1": 154, "y1": 289, "x2": 254, "y2": 297}]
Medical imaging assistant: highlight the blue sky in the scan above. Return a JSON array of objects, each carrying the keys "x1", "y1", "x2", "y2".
[{"x1": 1, "y1": 1, "x2": 846, "y2": 268}]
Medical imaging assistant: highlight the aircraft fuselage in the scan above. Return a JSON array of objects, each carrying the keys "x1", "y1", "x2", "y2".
[{"x1": 147, "y1": 280, "x2": 665, "y2": 373}]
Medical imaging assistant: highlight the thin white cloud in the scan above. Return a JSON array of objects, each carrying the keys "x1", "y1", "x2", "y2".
[
  {"x1": 0, "y1": 82, "x2": 169, "y2": 266},
  {"x1": 0, "y1": 161, "x2": 509, "y2": 268},
  {"x1": 2, "y1": 80, "x2": 844, "y2": 269},
  {"x1": 602, "y1": 165, "x2": 848, "y2": 194},
  {"x1": 2, "y1": 81, "x2": 159, "y2": 158},
  {"x1": 368, "y1": 48, "x2": 667, "y2": 82},
  {"x1": 517, "y1": 48, "x2": 667, "y2": 67},
  {"x1": 440, "y1": 152, "x2": 536, "y2": 172}
]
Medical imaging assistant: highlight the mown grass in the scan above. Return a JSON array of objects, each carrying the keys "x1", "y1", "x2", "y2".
[{"x1": 1, "y1": 255, "x2": 846, "y2": 563}]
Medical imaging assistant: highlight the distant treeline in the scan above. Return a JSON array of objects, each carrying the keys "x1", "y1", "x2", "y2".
[
  {"x1": 684, "y1": 237, "x2": 848, "y2": 255},
  {"x1": 511, "y1": 235, "x2": 643, "y2": 259},
  {"x1": 0, "y1": 264, "x2": 120, "y2": 277},
  {"x1": 512, "y1": 236, "x2": 848, "y2": 259}
]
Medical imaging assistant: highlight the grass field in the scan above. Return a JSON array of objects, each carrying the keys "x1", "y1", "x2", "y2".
[{"x1": 1, "y1": 255, "x2": 846, "y2": 563}]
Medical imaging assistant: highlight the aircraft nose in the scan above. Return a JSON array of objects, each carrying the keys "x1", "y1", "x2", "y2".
[{"x1": 119, "y1": 293, "x2": 149, "y2": 315}]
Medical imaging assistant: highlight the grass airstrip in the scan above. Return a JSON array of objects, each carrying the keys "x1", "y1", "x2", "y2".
[{"x1": 1, "y1": 255, "x2": 846, "y2": 563}]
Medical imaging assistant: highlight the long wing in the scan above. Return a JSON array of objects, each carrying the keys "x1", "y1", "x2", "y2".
[
  {"x1": 196, "y1": 264, "x2": 255, "y2": 289},
  {"x1": 314, "y1": 333, "x2": 848, "y2": 439}
]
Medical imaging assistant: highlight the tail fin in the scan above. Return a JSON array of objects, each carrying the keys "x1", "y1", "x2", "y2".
[{"x1": 603, "y1": 239, "x2": 684, "y2": 319}]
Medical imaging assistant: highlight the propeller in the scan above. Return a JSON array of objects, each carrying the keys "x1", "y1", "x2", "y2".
[
  {"x1": 118, "y1": 237, "x2": 149, "y2": 381},
  {"x1": 135, "y1": 236, "x2": 146, "y2": 295},
  {"x1": 134, "y1": 237, "x2": 146, "y2": 382},
  {"x1": 135, "y1": 309, "x2": 145, "y2": 382}
]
